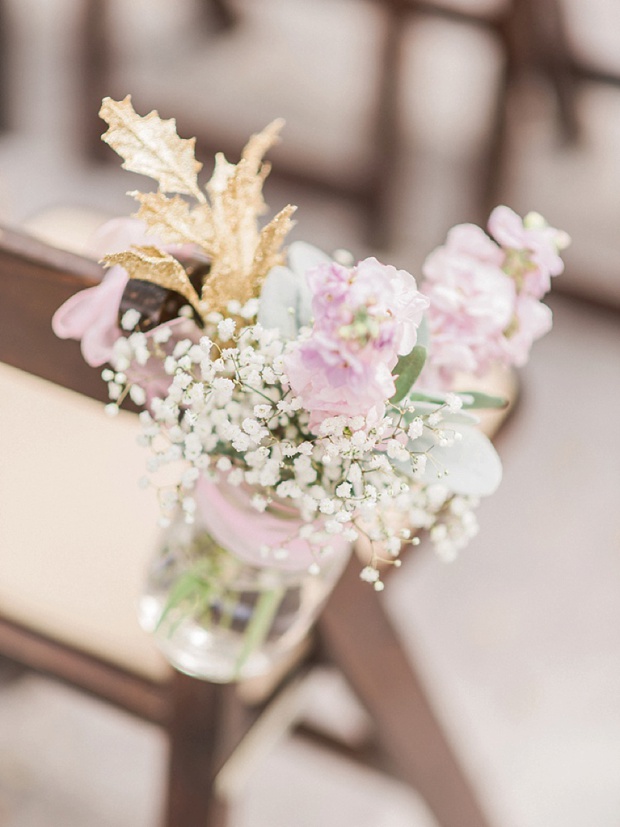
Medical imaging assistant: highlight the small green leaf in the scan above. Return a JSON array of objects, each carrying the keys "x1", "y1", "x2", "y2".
[
  {"x1": 156, "y1": 572, "x2": 209, "y2": 631},
  {"x1": 458, "y1": 391, "x2": 508, "y2": 410},
  {"x1": 391, "y1": 346, "x2": 427, "y2": 404}
]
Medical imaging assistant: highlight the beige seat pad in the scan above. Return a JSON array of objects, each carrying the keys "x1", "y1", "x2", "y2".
[{"x1": 0, "y1": 362, "x2": 170, "y2": 682}]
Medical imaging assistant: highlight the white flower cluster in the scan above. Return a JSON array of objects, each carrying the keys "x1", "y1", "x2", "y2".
[{"x1": 105, "y1": 317, "x2": 483, "y2": 588}]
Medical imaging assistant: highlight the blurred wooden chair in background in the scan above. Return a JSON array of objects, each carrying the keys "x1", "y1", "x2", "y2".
[
  {"x1": 0, "y1": 222, "x2": 508, "y2": 827},
  {"x1": 74, "y1": 0, "x2": 588, "y2": 248}
]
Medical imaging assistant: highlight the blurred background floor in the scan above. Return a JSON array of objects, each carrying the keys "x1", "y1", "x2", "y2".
[{"x1": 0, "y1": 0, "x2": 619, "y2": 825}]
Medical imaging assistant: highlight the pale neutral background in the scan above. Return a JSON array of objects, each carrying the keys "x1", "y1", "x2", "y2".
[{"x1": 0, "y1": 1, "x2": 619, "y2": 826}]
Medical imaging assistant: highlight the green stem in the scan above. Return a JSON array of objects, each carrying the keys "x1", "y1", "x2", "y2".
[{"x1": 233, "y1": 584, "x2": 286, "y2": 678}]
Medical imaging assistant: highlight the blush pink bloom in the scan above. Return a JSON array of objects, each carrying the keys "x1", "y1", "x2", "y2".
[
  {"x1": 52, "y1": 265, "x2": 129, "y2": 367},
  {"x1": 193, "y1": 476, "x2": 349, "y2": 571},
  {"x1": 500, "y1": 294, "x2": 553, "y2": 367},
  {"x1": 420, "y1": 209, "x2": 567, "y2": 389},
  {"x1": 52, "y1": 217, "x2": 200, "y2": 368},
  {"x1": 286, "y1": 341, "x2": 395, "y2": 431},
  {"x1": 285, "y1": 257, "x2": 428, "y2": 431},
  {"x1": 488, "y1": 206, "x2": 566, "y2": 298},
  {"x1": 52, "y1": 218, "x2": 156, "y2": 366},
  {"x1": 421, "y1": 228, "x2": 516, "y2": 388}
]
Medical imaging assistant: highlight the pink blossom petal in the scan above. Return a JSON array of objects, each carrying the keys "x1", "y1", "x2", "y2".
[
  {"x1": 52, "y1": 266, "x2": 128, "y2": 366},
  {"x1": 487, "y1": 205, "x2": 525, "y2": 248}
]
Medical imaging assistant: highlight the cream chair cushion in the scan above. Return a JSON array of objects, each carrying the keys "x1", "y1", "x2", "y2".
[{"x1": 0, "y1": 362, "x2": 170, "y2": 682}]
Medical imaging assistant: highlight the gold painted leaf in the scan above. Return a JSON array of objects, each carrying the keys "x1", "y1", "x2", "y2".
[
  {"x1": 131, "y1": 191, "x2": 215, "y2": 252},
  {"x1": 103, "y1": 246, "x2": 202, "y2": 316},
  {"x1": 100, "y1": 103, "x2": 296, "y2": 319},
  {"x1": 249, "y1": 204, "x2": 297, "y2": 290},
  {"x1": 100, "y1": 96, "x2": 205, "y2": 202}
]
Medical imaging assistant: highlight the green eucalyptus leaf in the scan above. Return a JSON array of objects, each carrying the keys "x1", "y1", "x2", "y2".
[
  {"x1": 416, "y1": 424, "x2": 503, "y2": 497},
  {"x1": 416, "y1": 314, "x2": 430, "y2": 349},
  {"x1": 458, "y1": 391, "x2": 508, "y2": 410},
  {"x1": 391, "y1": 345, "x2": 427, "y2": 404}
]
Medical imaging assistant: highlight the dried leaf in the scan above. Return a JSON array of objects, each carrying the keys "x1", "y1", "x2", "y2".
[
  {"x1": 100, "y1": 96, "x2": 205, "y2": 202},
  {"x1": 101, "y1": 104, "x2": 295, "y2": 319},
  {"x1": 240, "y1": 119, "x2": 285, "y2": 174},
  {"x1": 103, "y1": 246, "x2": 202, "y2": 316},
  {"x1": 131, "y1": 191, "x2": 215, "y2": 251},
  {"x1": 249, "y1": 204, "x2": 297, "y2": 289}
]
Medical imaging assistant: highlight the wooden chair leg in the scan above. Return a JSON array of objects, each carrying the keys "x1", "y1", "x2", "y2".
[
  {"x1": 526, "y1": 0, "x2": 580, "y2": 143},
  {"x1": 0, "y1": 0, "x2": 9, "y2": 132},
  {"x1": 164, "y1": 673, "x2": 254, "y2": 827},
  {"x1": 197, "y1": 0, "x2": 238, "y2": 32},
  {"x1": 366, "y1": 0, "x2": 408, "y2": 250},
  {"x1": 76, "y1": 0, "x2": 112, "y2": 163},
  {"x1": 317, "y1": 555, "x2": 494, "y2": 827}
]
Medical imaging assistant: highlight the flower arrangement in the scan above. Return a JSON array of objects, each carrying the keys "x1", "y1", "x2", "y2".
[{"x1": 54, "y1": 97, "x2": 569, "y2": 597}]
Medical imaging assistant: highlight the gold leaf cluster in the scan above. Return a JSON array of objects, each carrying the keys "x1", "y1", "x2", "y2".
[{"x1": 99, "y1": 95, "x2": 296, "y2": 320}]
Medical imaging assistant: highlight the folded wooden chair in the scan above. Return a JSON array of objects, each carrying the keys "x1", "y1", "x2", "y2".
[{"x1": 0, "y1": 223, "x2": 504, "y2": 827}]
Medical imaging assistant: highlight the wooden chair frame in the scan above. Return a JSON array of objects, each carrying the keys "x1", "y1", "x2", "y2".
[
  {"x1": 73, "y1": 0, "x2": 587, "y2": 248},
  {"x1": 0, "y1": 224, "x2": 495, "y2": 826}
]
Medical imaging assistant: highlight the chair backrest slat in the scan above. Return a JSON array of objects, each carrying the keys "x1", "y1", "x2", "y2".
[{"x1": 0, "y1": 225, "x2": 108, "y2": 401}]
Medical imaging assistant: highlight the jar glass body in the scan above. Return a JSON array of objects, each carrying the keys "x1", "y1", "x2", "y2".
[{"x1": 138, "y1": 512, "x2": 350, "y2": 683}]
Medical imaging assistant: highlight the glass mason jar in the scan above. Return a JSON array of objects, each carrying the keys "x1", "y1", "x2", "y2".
[{"x1": 138, "y1": 483, "x2": 351, "y2": 683}]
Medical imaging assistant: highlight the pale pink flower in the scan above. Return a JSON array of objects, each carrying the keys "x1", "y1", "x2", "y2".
[
  {"x1": 193, "y1": 475, "x2": 349, "y2": 571},
  {"x1": 52, "y1": 265, "x2": 129, "y2": 366},
  {"x1": 424, "y1": 223, "x2": 505, "y2": 275},
  {"x1": 421, "y1": 209, "x2": 567, "y2": 388},
  {"x1": 500, "y1": 294, "x2": 553, "y2": 367},
  {"x1": 285, "y1": 257, "x2": 428, "y2": 431},
  {"x1": 285, "y1": 340, "x2": 394, "y2": 431},
  {"x1": 421, "y1": 230, "x2": 515, "y2": 388},
  {"x1": 52, "y1": 217, "x2": 200, "y2": 368},
  {"x1": 52, "y1": 218, "x2": 155, "y2": 366},
  {"x1": 488, "y1": 206, "x2": 566, "y2": 298}
]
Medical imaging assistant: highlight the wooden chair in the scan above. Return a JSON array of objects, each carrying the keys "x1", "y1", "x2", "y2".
[
  {"x1": 72, "y1": 0, "x2": 584, "y2": 249},
  {"x1": 0, "y1": 223, "x2": 507, "y2": 826}
]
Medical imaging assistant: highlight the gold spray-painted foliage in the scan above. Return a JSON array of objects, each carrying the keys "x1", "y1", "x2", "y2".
[{"x1": 99, "y1": 96, "x2": 296, "y2": 319}]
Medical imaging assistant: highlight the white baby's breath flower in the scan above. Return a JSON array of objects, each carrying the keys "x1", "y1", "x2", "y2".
[
  {"x1": 129, "y1": 384, "x2": 146, "y2": 406},
  {"x1": 217, "y1": 318, "x2": 236, "y2": 340},
  {"x1": 121, "y1": 308, "x2": 141, "y2": 331},
  {"x1": 407, "y1": 417, "x2": 424, "y2": 440},
  {"x1": 428, "y1": 411, "x2": 443, "y2": 427},
  {"x1": 107, "y1": 381, "x2": 122, "y2": 400},
  {"x1": 242, "y1": 418, "x2": 261, "y2": 436},
  {"x1": 227, "y1": 468, "x2": 244, "y2": 486},
  {"x1": 152, "y1": 326, "x2": 172, "y2": 344},
  {"x1": 336, "y1": 482, "x2": 352, "y2": 498},
  {"x1": 164, "y1": 356, "x2": 177, "y2": 375},
  {"x1": 360, "y1": 566, "x2": 380, "y2": 583},
  {"x1": 253, "y1": 404, "x2": 273, "y2": 419},
  {"x1": 251, "y1": 494, "x2": 268, "y2": 512}
]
